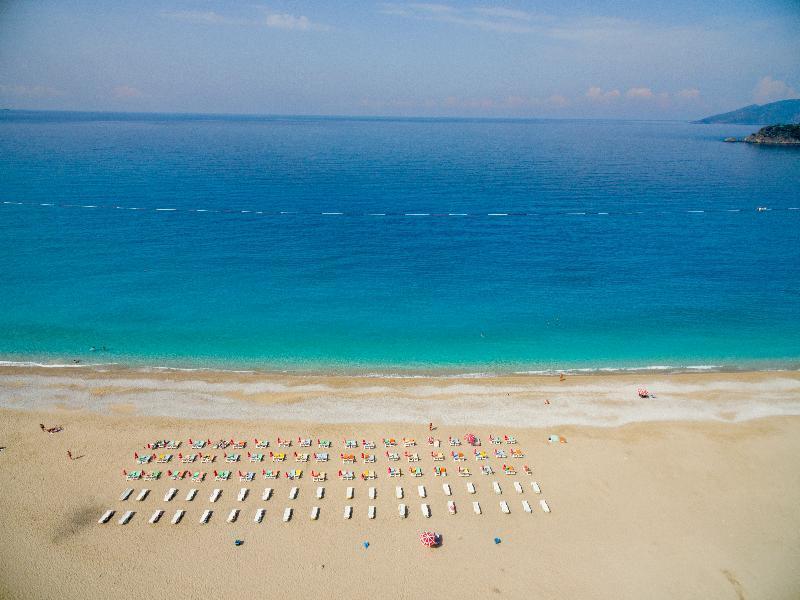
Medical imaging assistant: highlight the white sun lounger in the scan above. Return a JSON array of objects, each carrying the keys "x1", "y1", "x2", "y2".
[
  {"x1": 310, "y1": 506, "x2": 320, "y2": 520},
  {"x1": 119, "y1": 488, "x2": 133, "y2": 501},
  {"x1": 118, "y1": 510, "x2": 134, "y2": 525},
  {"x1": 492, "y1": 481, "x2": 502, "y2": 494},
  {"x1": 262, "y1": 488, "x2": 273, "y2": 501},
  {"x1": 186, "y1": 488, "x2": 197, "y2": 501},
  {"x1": 164, "y1": 488, "x2": 178, "y2": 502},
  {"x1": 210, "y1": 489, "x2": 222, "y2": 502},
  {"x1": 368, "y1": 505, "x2": 376, "y2": 519},
  {"x1": 237, "y1": 488, "x2": 248, "y2": 502},
  {"x1": 289, "y1": 487, "x2": 298, "y2": 500},
  {"x1": 200, "y1": 509, "x2": 212, "y2": 524},
  {"x1": 514, "y1": 481, "x2": 523, "y2": 494},
  {"x1": 344, "y1": 505, "x2": 352, "y2": 519},
  {"x1": 398, "y1": 503, "x2": 407, "y2": 518},
  {"x1": 98, "y1": 510, "x2": 114, "y2": 524},
  {"x1": 421, "y1": 503, "x2": 431, "y2": 518},
  {"x1": 442, "y1": 483, "x2": 451, "y2": 496},
  {"x1": 540, "y1": 499, "x2": 550, "y2": 513},
  {"x1": 418, "y1": 485, "x2": 426, "y2": 498},
  {"x1": 500, "y1": 501, "x2": 510, "y2": 514},
  {"x1": 283, "y1": 507, "x2": 292, "y2": 522},
  {"x1": 472, "y1": 501, "x2": 481, "y2": 514},
  {"x1": 346, "y1": 486, "x2": 354, "y2": 499},
  {"x1": 369, "y1": 487, "x2": 376, "y2": 500},
  {"x1": 522, "y1": 500, "x2": 533, "y2": 513},
  {"x1": 448, "y1": 500, "x2": 456, "y2": 514},
  {"x1": 254, "y1": 508, "x2": 266, "y2": 523},
  {"x1": 171, "y1": 509, "x2": 185, "y2": 524},
  {"x1": 316, "y1": 486, "x2": 325, "y2": 499},
  {"x1": 466, "y1": 482, "x2": 476, "y2": 494},
  {"x1": 532, "y1": 481, "x2": 541, "y2": 494},
  {"x1": 395, "y1": 486, "x2": 403, "y2": 499},
  {"x1": 149, "y1": 510, "x2": 164, "y2": 524},
  {"x1": 227, "y1": 509, "x2": 239, "y2": 523},
  {"x1": 136, "y1": 489, "x2": 149, "y2": 501}
]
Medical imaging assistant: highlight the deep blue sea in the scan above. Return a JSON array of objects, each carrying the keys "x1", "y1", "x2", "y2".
[{"x1": 1, "y1": 111, "x2": 798, "y2": 373}]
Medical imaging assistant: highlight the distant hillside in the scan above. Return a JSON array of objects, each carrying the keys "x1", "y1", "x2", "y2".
[
  {"x1": 693, "y1": 99, "x2": 800, "y2": 124},
  {"x1": 744, "y1": 124, "x2": 800, "y2": 145}
]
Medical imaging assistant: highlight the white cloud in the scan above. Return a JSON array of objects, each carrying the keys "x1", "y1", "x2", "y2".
[
  {"x1": 753, "y1": 76, "x2": 798, "y2": 104},
  {"x1": 265, "y1": 13, "x2": 329, "y2": 31},
  {"x1": 626, "y1": 87, "x2": 654, "y2": 99},
  {"x1": 0, "y1": 83, "x2": 62, "y2": 97},
  {"x1": 472, "y1": 7, "x2": 533, "y2": 21},
  {"x1": 380, "y1": 2, "x2": 544, "y2": 33},
  {"x1": 676, "y1": 88, "x2": 700, "y2": 99},
  {"x1": 112, "y1": 85, "x2": 143, "y2": 99},
  {"x1": 161, "y1": 10, "x2": 247, "y2": 25},
  {"x1": 586, "y1": 86, "x2": 621, "y2": 102}
]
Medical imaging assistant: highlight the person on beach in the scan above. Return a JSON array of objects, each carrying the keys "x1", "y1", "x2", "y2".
[
  {"x1": 559, "y1": 373, "x2": 565, "y2": 382},
  {"x1": 67, "y1": 450, "x2": 72, "y2": 460}
]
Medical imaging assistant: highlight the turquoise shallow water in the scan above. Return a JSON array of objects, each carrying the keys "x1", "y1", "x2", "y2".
[{"x1": 1, "y1": 112, "x2": 799, "y2": 373}]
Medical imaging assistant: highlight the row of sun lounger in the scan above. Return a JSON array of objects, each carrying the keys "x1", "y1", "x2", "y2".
[{"x1": 101, "y1": 498, "x2": 551, "y2": 525}]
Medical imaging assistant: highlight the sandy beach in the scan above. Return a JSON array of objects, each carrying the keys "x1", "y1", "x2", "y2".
[{"x1": 0, "y1": 366, "x2": 799, "y2": 599}]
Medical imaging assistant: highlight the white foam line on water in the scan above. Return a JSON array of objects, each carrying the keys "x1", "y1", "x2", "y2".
[
  {"x1": 194, "y1": 209, "x2": 208, "y2": 212},
  {"x1": 369, "y1": 213, "x2": 386, "y2": 216},
  {"x1": 155, "y1": 208, "x2": 177, "y2": 211},
  {"x1": 280, "y1": 211, "x2": 295, "y2": 215},
  {"x1": 40, "y1": 203, "x2": 53, "y2": 206},
  {"x1": 688, "y1": 210, "x2": 704, "y2": 213},
  {"x1": 789, "y1": 207, "x2": 799, "y2": 210},
  {"x1": 566, "y1": 212, "x2": 586, "y2": 215},
  {"x1": 597, "y1": 212, "x2": 609, "y2": 215},
  {"x1": 82, "y1": 205, "x2": 97, "y2": 208},
  {"x1": 448, "y1": 213, "x2": 468, "y2": 216},
  {"x1": 727, "y1": 209, "x2": 740, "y2": 212},
  {"x1": 487, "y1": 213, "x2": 508, "y2": 216},
  {"x1": 241, "y1": 210, "x2": 251, "y2": 213},
  {"x1": 321, "y1": 212, "x2": 343, "y2": 215},
  {"x1": 405, "y1": 213, "x2": 430, "y2": 216}
]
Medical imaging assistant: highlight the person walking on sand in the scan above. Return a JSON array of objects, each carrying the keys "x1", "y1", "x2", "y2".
[{"x1": 67, "y1": 450, "x2": 73, "y2": 460}]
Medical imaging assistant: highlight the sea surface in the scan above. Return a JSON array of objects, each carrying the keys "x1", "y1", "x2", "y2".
[{"x1": 1, "y1": 111, "x2": 799, "y2": 374}]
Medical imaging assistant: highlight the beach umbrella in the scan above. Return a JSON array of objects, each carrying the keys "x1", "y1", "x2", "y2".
[
  {"x1": 463, "y1": 433, "x2": 477, "y2": 445},
  {"x1": 419, "y1": 531, "x2": 438, "y2": 548}
]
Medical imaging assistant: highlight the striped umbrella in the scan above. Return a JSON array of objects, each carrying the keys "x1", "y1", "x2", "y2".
[{"x1": 419, "y1": 531, "x2": 438, "y2": 547}]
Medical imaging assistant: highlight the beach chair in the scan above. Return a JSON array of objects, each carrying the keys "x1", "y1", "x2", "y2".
[
  {"x1": 186, "y1": 488, "x2": 198, "y2": 501},
  {"x1": 238, "y1": 470, "x2": 255, "y2": 482},
  {"x1": 340, "y1": 453, "x2": 356, "y2": 464},
  {"x1": 368, "y1": 505, "x2": 376, "y2": 519},
  {"x1": 156, "y1": 453, "x2": 172, "y2": 463},
  {"x1": 466, "y1": 482, "x2": 476, "y2": 494},
  {"x1": 312, "y1": 470, "x2": 327, "y2": 482},
  {"x1": 294, "y1": 452, "x2": 310, "y2": 462},
  {"x1": 458, "y1": 466, "x2": 471, "y2": 477},
  {"x1": 318, "y1": 439, "x2": 332, "y2": 449},
  {"x1": 189, "y1": 439, "x2": 206, "y2": 450},
  {"x1": 473, "y1": 501, "x2": 481, "y2": 514},
  {"x1": 524, "y1": 465, "x2": 532, "y2": 475},
  {"x1": 167, "y1": 470, "x2": 184, "y2": 480},
  {"x1": 254, "y1": 508, "x2": 266, "y2": 523},
  {"x1": 310, "y1": 506, "x2": 320, "y2": 520},
  {"x1": 237, "y1": 488, "x2": 248, "y2": 502},
  {"x1": 361, "y1": 453, "x2": 376, "y2": 463},
  {"x1": 500, "y1": 501, "x2": 510, "y2": 514},
  {"x1": 402, "y1": 438, "x2": 416, "y2": 447},
  {"x1": 214, "y1": 470, "x2": 231, "y2": 481},
  {"x1": 213, "y1": 439, "x2": 230, "y2": 450},
  {"x1": 118, "y1": 510, "x2": 134, "y2": 525},
  {"x1": 532, "y1": 481, "x2": 541, "y2": 494},
  {"x1": 388, "y1": 467, "x2": 401, "y2": 478},
  {"x1": 344, "y1": 439, "x2": 358, "y2": 449},
  {"x1": 489, "y1": 435, "x2": 502, "y2": 445},
  {"x1": 448, "y1": 501, "x2": 456, "y2": 515},
  {"x1": 360, "y1": 470, "x2": 376, "y2": 481},
  {"x1": 145, "y1": 440, "x2": 165, "y2": 450},
  {"x1": 233, "y1": 439, "x2": 247, "y2": 449},
  {"x1": 98, "y1": 510, "x2": 115, "y2": 524},
  {"x1": 405, "y1": 452, "x2": 420, "y2": 462},
  {"x1": 298, "y1": 437, "x2": 312, "y2": 447},
  {"x1": 398, "y1": 503, "x2": 407, "y2": 518},
  {"x1": 314, "y1": 452, "x2": 329, "y2": 462},
  {"x1": 134, "y1": 452, "x2": 153, "y2": 465},
  {"x1": 227, "y1": 509, "x2": 239, "y2": 523},
  {"x1": 144, "y1": 470, "x2": 161, "y2": 481},
  {"x1": 344, "y1": 505, "x2": 352, "y2": 519},
  {"x1": 383, "y1": 438, "x2": 396, "y2": 447},
  {"x1": 434, "y1": 466, "x2": 447, "y2": 477},
  {"x1": 395, "y1": 486, "x2": 403, "y2": 499},
  {"x1": 136, "y1": 489, "x2": 149, "y2": 501},
  {"x1": 339, "y1": 470, "x2": 355, "y2": 481},
  {"x1": 285, "y1": 469, "x2": 303, "y2": 480},
  {"x1": 149, "y1": 510, "x2": 164, "y2": 524},
  {"x1": 124, "y1": 470, "x2": 142, "y2": 481},
  {"x1": 262, "y1": 469, "x2": 280, "y2": 480},
  {"x1": 225, "y1": 453, "x2": 240, "y2": 463},
  {"x1": 248, "y1": 452, "x2": 264, "y2": 463},
  {"x1": 283, "y1": 508, "x2": 292, "y2": 522},
  {"x1": 262, "y1": 487, "x2": 273, "y2": 501},
  {"x1": 448, "y1": 437, "x2": 461, "y2": 446},
  {"x1": 200, "y1": 509, "x2": 212, "y2": 524},
  {"x1": 510, "y1": 449, "x2": 524, "y2": 459},
  {"x1": 171, "y1": 509, "x2": 185, "y2": 524},
  {"x1": 178, "y1": 453, "x2": 196, "y2": 464},
  {"x1": 494, "y1": 449, "x2": 507, "y2": 459},
  {"x1": 255, "y1": 438, "x2": 270, "y2": 449},
  {"x1": 119, "y1": 488, "x2": 133, "y2": 501},
  {"x1": 369, "y1": 487, "x2": 376, "y2": 500},
  {"x1": 346, "y1": 486, "x2": 354, "y2": 499},
  {"x1": 442, "y1": 483, "x2": 451, "y2": 496},
  {"x1": 539, "y1": 499, "x2": 550, "y2": 513},
  {"x1": 270, "y1": 452, "x2": 286, "y2": 462},
  {"x1": 410, "y1": 466, "x2": 423, "y2": 477},
  {"x1": 385, "y1": 452, "x2": 399, "y2": 461},
  {"x1": 514, "y1": 481, "x2": 523, "y2": 494},
  {"x1": 421, "y1": 503, "x2": 431, "y2": 518},
  {"x1": 522, "y1": 500, "x2": 532, "y2": 513},
  {"x1": 417, "y1": 485, "x2": 426, "y2": 498},
  {"x1": 164, "y1": 488, "x2": 178, "y2": 502},
  {"x1": 481, "y1": 465, "x2": 493, "y2": 475},
  {"x1": 505, "y1": 435, "x2": 517, "y2": 445},
  {"x1": 289, "y1": 487, "x2": 299, "y2": 500},
  {"x1": 210, "y1": 489, "x2": 222, "y2": 502},
  {"x1": 316, "y1": 486, "x2": 325, "y2": 499},
  {"x1": 191, "y1": 471, "x2": 205, "y2": 482},
  {"x1": 492, "y1": 481, "x2": 502, "y2": 494},
  {"x1": 362, "y1": 440, "x2": 376, "y2": 450},
  {"x1": 431, "y1": 451, "x2": 445, "y2": 461},
  {"x1": 166, "y1": 440, "x2": 181, "y2": 450},
  {"x1": 474, "y1": 450, "x2": 488, "y2": 461},
  {"x1": 502, "y1": 465, "x2": 516, "y2": 476}
]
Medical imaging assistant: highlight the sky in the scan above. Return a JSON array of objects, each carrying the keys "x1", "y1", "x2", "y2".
[{"x1": 0, "y1": 1, "x2": 799, "y2": 119}]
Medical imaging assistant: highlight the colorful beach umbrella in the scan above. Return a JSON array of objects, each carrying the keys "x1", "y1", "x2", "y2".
[
  {"x1": 463, "y1": 433, "x2": 477, "y2": 445},
  {"x1": 419, "y1": 531, "x2": 438, "y2": 547}
]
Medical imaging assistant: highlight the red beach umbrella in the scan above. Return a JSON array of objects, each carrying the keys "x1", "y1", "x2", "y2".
[
  {"x1": 419, "y1": 531, "x2": 438, "y2": 548},
  {"x1": 464, "y1": 433, "x2": 477, "y2": 445}
]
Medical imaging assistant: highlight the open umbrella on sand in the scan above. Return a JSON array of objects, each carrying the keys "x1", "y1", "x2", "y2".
[
  {"x1": 463, "y1": 433, "x2": 477, "y2": 446},
  {"x1": 419, "y1": 531, "x2": 439, "y2": 548}
]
